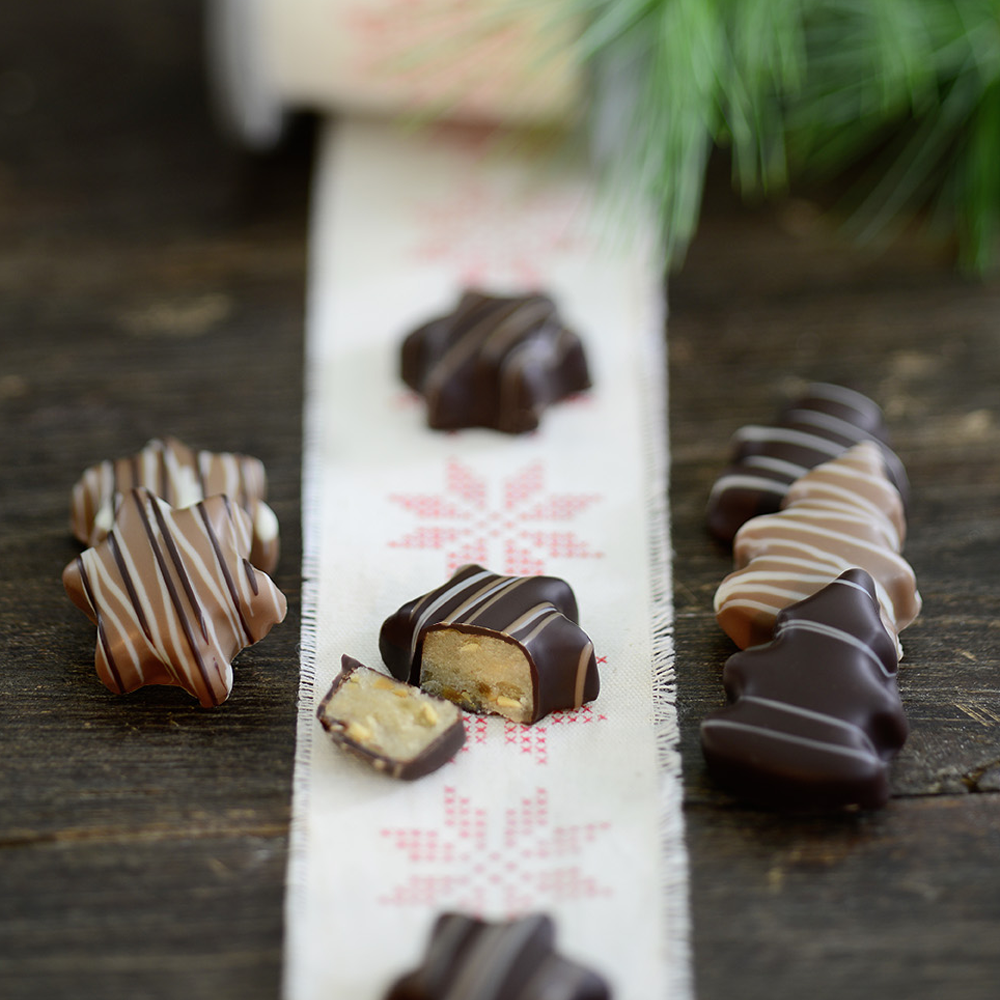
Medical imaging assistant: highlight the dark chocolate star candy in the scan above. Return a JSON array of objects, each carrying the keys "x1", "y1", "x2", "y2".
[
  {"x1": 63, "y1": 487, "x2": 287, "y2": 707},
  {"x1": 379, "y1": 564, "x2": 599, "y2": 724},
  {"x1": 401, "y1": 290, "x2": 591, "y2": 434},
  {"x1": 385, "y1": 913, "x2": 610, "y2": 1000},
  {"x1": 701, "y1": 568, "x2": 909, "y2": 809}
]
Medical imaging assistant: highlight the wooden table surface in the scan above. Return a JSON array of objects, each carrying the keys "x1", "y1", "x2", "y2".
[{"x1": 2, "y1": 3, "x2": 998, "y2": 998}]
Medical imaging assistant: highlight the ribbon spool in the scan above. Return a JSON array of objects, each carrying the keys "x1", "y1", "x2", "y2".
[{"x1": 206, "y1": 0, "x2": 584, "y2": 149}]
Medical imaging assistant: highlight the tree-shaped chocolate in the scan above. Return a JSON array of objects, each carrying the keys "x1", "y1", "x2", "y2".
[{"x1": 702, "y1": 569, "x2": 908, "y2": 809}]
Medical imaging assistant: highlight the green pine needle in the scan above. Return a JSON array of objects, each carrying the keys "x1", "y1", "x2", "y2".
[{"x1": 573, "y1": 0, "x2": 1000, "y2": 273}]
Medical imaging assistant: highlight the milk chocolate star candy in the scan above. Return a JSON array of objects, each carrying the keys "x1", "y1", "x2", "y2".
[
  {"x1": 70, "y1": 436, "x2": 280, "y2": 572},
  {"x1": 379, "y1": 564, "x2": 599, "y2": 724},
  {"x1": 714, "y1": 442, "x2": 920, "y2": 650},
  {"x1": 385, "y1": 913, "x2": 611, "y2": 1000},
  {"x1": 706, "y1": 383, "x2": 908, "y2": 543},
  {"x1": 63, "y1": 487, "x2": 287, "y2": 707},
  {"x1": 401, "y1": 290, "x2": 592, "y2": 434},
  {"x1": 702, "y1": 569, "x2": 909, "y2": 810},
  {"x1": 317, "y1": 656, "x2": 465, "y2": 780}
]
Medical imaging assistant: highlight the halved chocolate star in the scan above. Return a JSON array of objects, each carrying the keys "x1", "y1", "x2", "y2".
[
  {"x1": 63, "y1": 487, "x2": 287, "y2": 707},
  {"x1": 385, "y1": 913, "x2": 610, "y2": 1000},
  {"x1": 401, "y1": 290, "x2": 592, "y2": 434},
  {"x1": 379, "y1": 564, "x2": 599, "y2": 724},
  {"x1": 70, "y1": 435, "x2": 280, "y2": 572}
]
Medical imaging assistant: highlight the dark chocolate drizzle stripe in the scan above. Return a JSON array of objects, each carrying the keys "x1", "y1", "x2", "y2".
[
  {"x1": 198, "y1": 499, "x2": 255, "y2": 643},
  {"x1": 148, "y1": 489, "x2": 210, "y2": 644},
  {"x1": 243, "y1": 558, "x2": 259, "y2": 596},
  {"x1": 107, "y1": 530, "x2": 153, "y2": 645},
  {"x1": 131, "y1": 489, "x2": 220, "y2": 706},
  {"x1": 74, "y1": 554, "x2": 126, "y2": 694}
]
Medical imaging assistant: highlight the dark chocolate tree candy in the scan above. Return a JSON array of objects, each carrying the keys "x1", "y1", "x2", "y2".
[
  {"x1": 62, "y1": 487, "x2": 287, "y2": 707},
  {"x1": 70, "y1": 436, "x2": 280, "y2": 572},
  {"x1": 317, "y1": 655, "x2": 465, "y2": 780},
  {"x1": 707, "y1": 383, "x2": 908, "y2": 543},
  {"x1": 385, "y1": 912, "x2": 610, "y2": 1000},
  {"x1": 702, "y1": 569, "x2": 909, "y2": 810},
  {"x1": 401, "y1": 290, "x2": 591, "y2": 434},
  {"x1": 379, "y1": 564, "x2": 599, "y2": 724}
]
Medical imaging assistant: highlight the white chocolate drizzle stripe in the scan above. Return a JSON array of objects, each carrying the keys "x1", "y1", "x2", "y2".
[
  {"x1": 700, "y1": 718, "x2": 880, "y2": 764},
  {"x1": 738, "y1": 695, "x2": 878, "y2": 747}
]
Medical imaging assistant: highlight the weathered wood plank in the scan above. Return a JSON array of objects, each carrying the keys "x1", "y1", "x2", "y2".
[{"x1": 669, "y1": 173, "x2": 1000, "y2": 999}]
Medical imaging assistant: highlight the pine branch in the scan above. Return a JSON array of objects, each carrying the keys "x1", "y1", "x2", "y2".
[{"x1": 574, "y1": 0, "x2": 1000, "y2": 273}]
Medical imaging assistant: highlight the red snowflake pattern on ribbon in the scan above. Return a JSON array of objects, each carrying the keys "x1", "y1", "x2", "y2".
[
  {"x1": 344, "y1": 0, "x2": 560, "y2": 130},
  {"x1": 379, "y1": 785, "x2": 613, "y2": 916},
  {"x1": 410, "y1": 176, "x2": 591, "y2": 285},
  {"x1": 388, "y1": 458, "x2": 603, "y2": 576},
  {"x1": 501, "y1": 703, "x2": 610, "y2": 766}
]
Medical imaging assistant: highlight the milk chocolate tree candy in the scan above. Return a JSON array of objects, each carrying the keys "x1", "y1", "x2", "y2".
[
  {"x1": 385, "y1": 912, "x2": 610, "y2": 1000},
  {"x1": 702, "y1": 569, "x2": 909, "y2": 809},
  {"x1": 707, "y1": 383, "x2": 908, "y2": 543},
  {"x1": 63, "y1": 487, "x2": 287, "y2": 707},
  {"x1": 70, "y1": 436, "x2": 280, "y2": 572},
  {"x1": 401, "y1": 290, "x2": 591, "y2": 434},
  {"x1": 379, "y1": 564, "x2": 599, "y2": 724},
  {"x1": 714, "y1": 443, "x2": 920, "y2": 650},
  {"x1": 317, "y1": 655, "x2": 465, "y2": 780}
]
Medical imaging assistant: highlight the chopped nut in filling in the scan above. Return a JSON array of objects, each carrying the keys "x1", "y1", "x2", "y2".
[
  {"x1": 420, "y1": 628, "x2": 533, "y2": 723},
  {"x1": 317, "y1": 657, "x2": 464, "y2": 779}
]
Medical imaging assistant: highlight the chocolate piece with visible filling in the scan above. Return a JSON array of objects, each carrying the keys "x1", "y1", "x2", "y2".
[
  {"x1": 702, "y1": 569, "x2": 909, "y2": 810},
  {"x1": 714, "y1": 442, "x2": 920, "y2": 651},
  {"x1": 379, "y1": 564, "x2": 599, "y2": 724},
  {"x1": 70, "y1": 435, "x2": 280, "y2": 572},
  {"x1": 401, "y1": 290, "x2": 591, "y2": 434},
  {"x1": 707, "y1": 383, "x2": 908, "y2": 544},
  {"x1": 317, "y1": 655, "x2": 465, "y2": 780},
  {"x1": 385, "y1": 912, "x2": 610, "y2": 1000},
  {"x1": 62, "y1": 487, "x2": 287, "y2": 707}
]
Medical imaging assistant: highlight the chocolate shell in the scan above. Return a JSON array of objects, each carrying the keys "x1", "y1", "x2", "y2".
[
  {"x1": 379, "y1": 564, "x2": 599, "y2": 724},
  {"x1": 707, "y1": 383, "x2": 908, "y2": 543},
  {"x1": 385, "y1": 912, "x2": 610, "y2": 1000},
  {"x1": 317, "y1": 656, "x2": 465, "y2": 780},
  {"x1": 401, "y1": 290, "x2": 591, "y2": 434},
  {"x1": 70, "y1": 435, "x2": 280, "y2": 572},
  {"x1": 714, "y1": 443, "x2": 920, "y2": 650},
  {"x1": 62, "y1": 487, "x2": 287, "y2": 707},
  {"x1": 702, "y1": 569, "x2": 909, "y2": 810}
]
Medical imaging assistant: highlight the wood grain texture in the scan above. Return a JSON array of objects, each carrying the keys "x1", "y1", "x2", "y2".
[
  {"x1": 670, "y1": 173, "x2": 1000, "y2": 999},
  {"x1": 1, "y1": 3, "x2": 308, "y2": 998},
  {"x1": 1, "y1": 2, "x2": 998, "y2": 999}
]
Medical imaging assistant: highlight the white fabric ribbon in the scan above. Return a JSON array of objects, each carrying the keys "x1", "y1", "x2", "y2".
[{"x1": 283, "y1": 117, "x2": 691, "y2": 999}]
